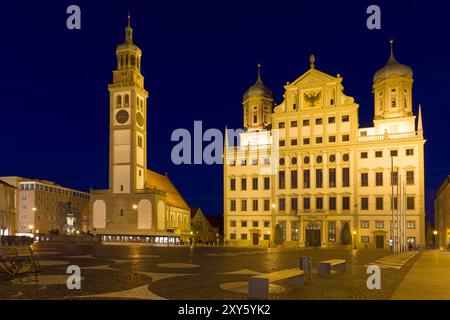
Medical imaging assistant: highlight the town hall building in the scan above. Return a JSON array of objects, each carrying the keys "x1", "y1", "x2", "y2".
[
  {"x1": 90, "y1": 16, "x2": 191, "y2": 244},
  {"x1": 224, "y1": 41, "x2": 425, "y2": 248}
]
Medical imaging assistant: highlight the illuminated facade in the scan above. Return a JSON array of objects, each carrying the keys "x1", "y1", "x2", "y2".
[
  {"x1": 0, "y1": 176, "x2": 89, "y2": 236},
  {"x1": 90, "y1": 16, "x2": 191, "y2": 244},
  {"x1": 224, "y1": 42, "x2": 426, "y2": 248},
  {"x1": 0, "y1": 179, "x2": 16, "y2": 236}
]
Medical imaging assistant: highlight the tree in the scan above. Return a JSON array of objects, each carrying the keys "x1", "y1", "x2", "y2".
[
  {"x1": 341, "y1": 222, "x2": 352, "y2": 245},
  {"x1": 274, "y1": 224, "x2": 284, "y2": 246}
]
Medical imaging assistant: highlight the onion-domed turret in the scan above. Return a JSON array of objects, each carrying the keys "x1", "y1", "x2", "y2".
[
  {"x1": 242, "y1": 64, "x2": 274, "y2": 131},
  {"x1": 243, "y1": 64, "x2": 273, "y2": 100},
  {"x1": 373, "y1": 40, "x2": 413, "y2": 83}
]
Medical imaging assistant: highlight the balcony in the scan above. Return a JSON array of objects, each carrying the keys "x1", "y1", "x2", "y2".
[{"x1": 358, "y1": 131, "x2": 420, "y2": 143}]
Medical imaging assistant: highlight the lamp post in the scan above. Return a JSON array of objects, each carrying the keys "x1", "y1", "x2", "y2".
[
  {"x1": 271, "y1": 204, "x2": 276, "y2": 248},
  {"x1": 190, "y1": 231, "x2": 193, "y2": 246},
  {"x1": 353, "y1": 230, "x2": 357, "y2": 249},
  {"x1": 268, "y1": 231, "x2": 271, "y2": 248},
  {"x1": 433, "y1": 230, "x2": 438, "y2": 249}
]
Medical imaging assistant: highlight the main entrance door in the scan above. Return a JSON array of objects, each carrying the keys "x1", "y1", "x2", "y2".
[
  {"x1": 252, "y1": 233, "x2": 259, "y2": 246},
  {"x1": 375, "y1": 235, "x2": 384, "y2": 249},
  {"x1": 305, "y1": 222, "x2": 321, "y2": 247}
]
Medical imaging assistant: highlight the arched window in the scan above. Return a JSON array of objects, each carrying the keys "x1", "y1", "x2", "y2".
[
  {"x1": 116, "y1": 95, "x2": 122, "y2": 108},
  {"x1": 130, "y1": 55, "x2": 135, "y2": 66},
  {"x1": 124, "y1": 94, "x2": 129, "y2": 107},
  {"x1": 125, "y1": 55, "x2": 129, "y2": 66}
]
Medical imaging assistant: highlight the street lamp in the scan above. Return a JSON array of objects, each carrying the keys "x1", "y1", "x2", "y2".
[
  {"x1": 271, "y1": 204, "x2": 276, "y2": 247},
  {"x1": 132, "y1": 204, "x2": 138, "y2": 210},
  {"x1": 433, "y1": 231, "x2": 438, "y2": 249},
  {"x1": 352, "y1": 230, "x2": 357, "y2": 249},
  {"x1": 268, "y1": 231, "x2": 271, "y2": 248}
]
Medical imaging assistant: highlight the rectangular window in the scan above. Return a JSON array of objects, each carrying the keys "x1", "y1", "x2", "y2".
[
  {"x1": 303, "y1": 170, "x2": 311, "y2": 188},
  {"x1": 407, "y1": 197, "x2": 415, "y2": 210},
  {"x1": 361, "y1": 152, "x2": 368, "y2": 159},
  {"x1": 329, "y1": 136, "x2": 336, "y2": 143},
  {"x1": 376, "y1": 172, "x2": 383, "y2": 186},
  {"x1": 241, "y1": 178, "x2": 247, "y2": 190},
  {"x1": 316, "y1": 169, "x2": 323, "y2": 188},
  {"x1": 361, "y1": 221, "x2": 369, "y2": 228},
  {"x1": 264, "y1": 221, "x2": 270, "y2": 228},
  {"x1": 342, "y1": 197, "x2": 350, "y2": 210},
  {"x1": 279, "y1": 140, "x2": 286, "y2": 147},
  {"x1": 279, "y1": 198, "x2": 286, "y2": 211},
  {"x1": 342, "y1": 115, "x2": 350, "y2": 122},
  {"x1": 264, "y1": 177, "x2": 270, "y2": 190},
  {"x1": 391, "y1": 197, "x2": 398, "y2": 210},
  {"x1": 316, "y1": 197, "x2": 323, "y2": 210},
  {"x1": 316, "y1": 137, "x2": 323, "y2": 144},
  {"x1": 303, "y1": 198, "x2": 311, "y2": 210},
  {"x1": 279, "y1": 171, "x2": 286, "y2": 189},
  {"x1": 342, "y1": 134, "x2": 350, "y2": 142},
  {"x1": 315, "y1": 118, "x2": 323, "y2": 125},
  {"x1": 361, "y1": 236, "x2": 370, "y2": 243},
  {"x1": 264, "y1": 200, "x2": 270, "y2": 211},
  {"x1": 230, "y1": 179, "x2": 236, "y2": 191},
  {"x1": 230, "y1": 200, "x2": 236, "y2": 212},
  {"x1": 291, "y1": 198, "x2": 298, "y2": 211},
  {"x1": 252, "y1": 200, "x2": 258, "y2": 211},
  {"x1": 253, "y1": 221, "x2": 259, "y2": 228},
  {"x1": 241, "y1": 200, "x2": 247, "y2": 211},
  {"x1": 407, "y1": 221, "x2": 416, "y2": 229},
  {"x1": 376, "y1": 221, "x2": 384, "y2": 229},
  {"x1": 303, "y1": 138, "x2": 310, "y2": 145},
  {"x1": 252, "y1": 159, "x2": 258, "y2": 165},
  {"x1": 230, "y1": 233, "x2": 236, "y2": 240},
  {"x1": 230, "y1": 220, "x2": 236, "y2": 227},
  {"x1": 291, "y1": 121, "x2": 298, "y2": 127},
  {"x1": 407, "y1": 171, "x2": 414, "y2": 185},
  {"x1": 390, "y1": 150, "x2": 398, "y2": 157},
  {"x1": 361, "y1": 197, "x2": 369, "y2": 210},
  {"x1": 406, "y1": 149, "x2": 414, "y2": 156},
  {"x1": 361, "y1": 173, "x2": 369, "y2": 187},
  {"x1": 291, "y1": 222, "x2": 299, "y2": 241},
  {"x1": 241, "y1": 221, "x2": 247, "y2": 227},
  {"x1": 303, "y1": 119, "x2": 310, "y2": 126},
  {"x1": 263, "y1": 234, "x2": 270, "y2": 241},
  {"x1": 329, "y1": 168, "x2": 336, "y2": 187},
  {"x1": 291, "y1": 139, "x2": 298, "y2": 146},
  {"x1": 375, "y1": 151, "x2": 383, "y2": 158},
  {"x1": 291, "y1": 170, "x2": 298, "y2": 189},
  {"x1": 407, "y1": 237, "x2": 416, "y2": 245},
  {"x1": 278, "y1": 122, "x2": 285, "y2": 129},
  {"x1": 264, "y1": 158, "x2": 270, "y2": 165},
  {"x1": 252, "y1": 178, "x2": 258, "y2": 190},
  {"x1": 342, "y1": 168, "x2": 350, "y2": 187},
  {"x1": 241, "y1": 234, "x2": 248, "y2": 240},
  {"x1": 328, "y1": 117, "x2": 336, "y2": 124},
  {"x1": 241, "y1": 159, "x2": 247, "y2": 166},
  {"x1": 329, "y1": 197, "x2": 337, "y2": 210},
  {"x1": 279, "y1": 221, "x2": 287, "y2": 241},
  {"x1": 376, "y1": 197, "x2": 384, "y2": 210},
  {"x1": 328, "y1": 221, "x2": 336, "y2": 242},
  {"x1": 391, "y1": 172, "x2": 398, "y2": 186}
]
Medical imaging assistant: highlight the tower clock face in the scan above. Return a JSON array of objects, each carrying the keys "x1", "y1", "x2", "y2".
[
  {"x1": 116, "y1": 110, "x2": 129, "y2": 124},
  {"x1": 136, "y1": 112, "x2": 145, "y2": 127}
]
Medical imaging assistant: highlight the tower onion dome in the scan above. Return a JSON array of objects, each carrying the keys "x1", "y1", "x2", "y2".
[
  {"x1": 243, "y1": 64, "x2": 273, "y2": 99},
  {"x1": 116, "y1": 12, "x2": 141, "y2": 52},
  {"x1": 373, "y1": 40, "x2": 413, "y2": 82}
]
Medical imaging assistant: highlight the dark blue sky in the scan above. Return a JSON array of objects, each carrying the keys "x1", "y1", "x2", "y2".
[{"x1": 1, "y1": 0, "x2": 449, "y2": 221}]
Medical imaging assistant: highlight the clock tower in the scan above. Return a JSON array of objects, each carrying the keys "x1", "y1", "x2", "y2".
[{"x1": 108, "y1": 14, "x2": 148, "y2": 194}]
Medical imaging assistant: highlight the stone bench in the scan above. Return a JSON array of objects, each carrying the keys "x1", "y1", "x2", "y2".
[
  {"x1": 248, "y1": 268, "x2": 304, "y2": 299},
  {"x1": 317, "y1": 259, "x2": 346, "y2": 277}
]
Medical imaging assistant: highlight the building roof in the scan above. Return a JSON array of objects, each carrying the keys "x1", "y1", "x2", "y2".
[
  {"x1": 190, "y1": 207, "x2": 202, "y2": 219},
  {"x1": 373, "y1": 40, "x2": 413, "y2": 82},
  {"x1": 145, "y1": 170, "x2": 190, "y2": 210},
  {"x1": 243, "y1": 64, "x2": 273, "y2": 100},
  {"x1": 437, "y1": 175, "x2": 450, "y2": 198},
  {"x1": 205, "y1": 215, "x2": 224, "y2": 232},
  {"x1": 0, "y1": 179, "x2": 16, "y2": 189}
]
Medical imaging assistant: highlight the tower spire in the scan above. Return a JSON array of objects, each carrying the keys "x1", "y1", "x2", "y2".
[
  {"x1": 125, "y1": 11, "x2": 133, "y2": 44},
  {"x1": 388, "y1": 39, "x2": 397, "y2": 64},
  {"x1": 257, "y1": 63, "x2": 262, "y2": 82},
  {"x1": 418, "y1": 104, "x2": 423, "y2": 131}
]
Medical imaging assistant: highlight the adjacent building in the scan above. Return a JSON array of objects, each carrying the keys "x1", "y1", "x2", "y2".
[
  {"x1": 0, "y1": 179, "x2": 16, "y2": 236},
  {"x1": 224, "y1": 41, "x2": 426, "y2": 248},
  {"x1": 190, "y1": 208, "x2": 220, "y2": 244},
  {"x1": 89, "y1": 16, "x2": 191, "y2": 244},
  {"x1": 435, "y1": 176, "x2": 450, "y2": 249},
  {"x1": 0, "y1": 176, "x2": 89, "y2": 237}
]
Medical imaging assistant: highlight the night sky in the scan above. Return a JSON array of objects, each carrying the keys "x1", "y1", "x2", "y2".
[{"x1": 1, "y1": 0, "x2": 449, "y2": 221}]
